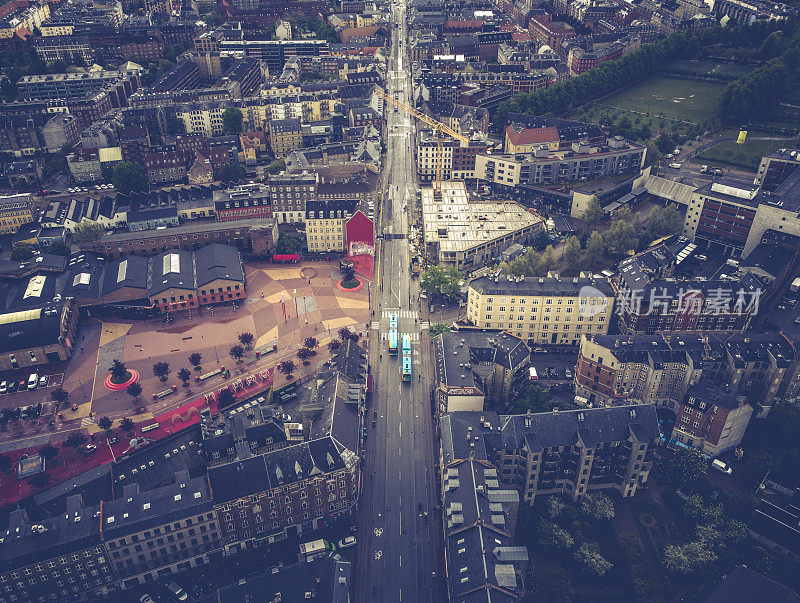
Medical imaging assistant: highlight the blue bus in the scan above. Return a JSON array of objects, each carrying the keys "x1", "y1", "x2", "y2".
[
  {"x1": 402, "y1": 334, "x2": 411, "y2": 355},
  {"x1": 388, "y1": 329, "x2": 398, "y2": 356},
  {"x1": 388, "y1": 312, "x2": 398, "y2": 330},
  {"x1": 402, "y1": 355, "x2": 412, "y2": 382}
]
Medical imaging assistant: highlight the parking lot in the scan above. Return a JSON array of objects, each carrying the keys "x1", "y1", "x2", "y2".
[
  {"x1": 528, "y1": 347, "x2": 579, "y2": 384},
  {"x1": 0, "y1": 372, "x2": 66, "y2": 428}
]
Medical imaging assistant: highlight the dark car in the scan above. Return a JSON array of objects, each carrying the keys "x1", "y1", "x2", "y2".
[
  {"x1": 7, "y1": 381, "x2": 18, "y2": 393},
  {"x1": 548, "y1": 367, "x2": 558, "y2": 379}
]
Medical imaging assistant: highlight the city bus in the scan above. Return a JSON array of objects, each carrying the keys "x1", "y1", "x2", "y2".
[
  {"x1": 388, "y1": 312, "x2": 398, "y2": 330},
  {"x1": 402, "y1": 355, "x2": 412, "y2": 382},
  {"x1": 388, "y1": 329, "x2": 398, "y2": 356},
  {"x1": 402, "y1": 334, "x2": 411, "y2": 355}
]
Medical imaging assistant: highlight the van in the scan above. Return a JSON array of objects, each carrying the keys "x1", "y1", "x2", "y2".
[
  {"x1": 669, "y1": 163, "x2": 682, "y2": 169},
  {"x1": 711, "y1": 459, "x2": 732, "y2": 474},
  {"x1": 529, "y1": 367, "x2": 538, "y2": 381},
  {"x1": 27, "y1": 373, "x2": 39, "y2": 390}
]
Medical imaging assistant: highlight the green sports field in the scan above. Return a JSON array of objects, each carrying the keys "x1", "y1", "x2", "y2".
[{"x1": 596, "y1": 76, "x2": 725, "y2": 124}]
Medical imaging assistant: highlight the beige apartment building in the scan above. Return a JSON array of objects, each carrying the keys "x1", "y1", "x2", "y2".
[
  {"x1": 465, "y1": 273, "x2": 615, "y2": 345},
  {"x1": 305, "y1": 199, "x2": 357, "y2": 252}
]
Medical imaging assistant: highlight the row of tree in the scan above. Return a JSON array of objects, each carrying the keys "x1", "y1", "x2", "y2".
[{"x1": 491, "y1": 32, "x2": 702, "y2": 130}]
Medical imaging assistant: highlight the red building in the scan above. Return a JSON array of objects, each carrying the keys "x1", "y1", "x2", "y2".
[{"x1": 345, "y1": 210, "x2": 373, "y2": 255}]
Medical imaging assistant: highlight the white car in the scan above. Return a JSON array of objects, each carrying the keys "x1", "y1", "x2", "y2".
[
  {"x1": 337, "y1": 536, "x2": 356, "y2": 549},
  {"x1": 669, "y1": 163, "x2": 682, "y2": 169},
  {"x1": 0, "y1": 381, "x2": 6, "y2": 394},
  {"x1": 711, "y1": 459, "x2": 732, "y2": 474},
  {"x1": 27, "y1": 373, "x2": 39, "y2": 390}
]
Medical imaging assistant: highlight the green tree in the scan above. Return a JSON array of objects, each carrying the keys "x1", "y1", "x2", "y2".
[
  {"x1": 38, "y1": 443, "x2": 59, "y2": 462},
  {"x1": 327, "y1": 339, "x2": 342, "y2": 352},
  {"x1": 96, "y1": 416, "x2": 113, "y2": 431},
  {"x1": 10, "y1": 246, "x2": 34, "y2": 261},
  {"x1": 189, "y1": 352, "x2": 202, "y2": 371},
  {"x1": 177, "y1": 368, "x2": 192, "y2": 386},
  {"x1": 428, "y1": 323, "x2": 451, "y2": 337},
  {"x1": 586, "y1": 231, "x2": 605, "y2": 263},
  {"x1": 65, "y1": 432, "x2": 87, "y2": 449},
  {"x1": 266, "y1": 158, "x2": 286, "y2": 175},
  {"x1": 120, "y1": 417, "x2": 135, "y2": 432},
  {"x1": 279, "y1": 359, "x2": 296, "y2": 377},
  {"x1": 0, "y1": 454, "x2": 13, "y2": 474},
  {"x1": 276, "y1": 233, "x2": 304, "y2": 254},
  {"x1": 51, "y1": 387, "x2": 70, "y2": 406},
  {"x1": 220, "y1": 163, "x2": 246, "y2": 184},
  {"x1": 303, "y1": 337, "x2": 318, "y2": 351},
  {"x1": 657, "y1": 447, "x2": 708, "y2": 490},
  {"x1": 229, "y1": 345, "x2": 245, "y2": 363},
  {"x1": 579, "y1": 493, "x2": 615, "y2": 520},
  {"x1": 222, "y1": 107, "x2": 244, "y2": 136},
  {"x1": 663, "y1": 540, "x2": 717, "y2": 575},
  {"x1": 238, "y1": 332, "x2": 255, "y2": 349},
  {"x1": 605, "y1": 218, "x2": 638, "y2": 257},
  {"x1": 109, "y1": 359, "x2": 128, "y2": 383},
  {"x1": 71, "y1": 221, "x2": 104, "y2": 244},
  {"x1": 562, "y1": 236, "x2": 582, "y2": 267},
  {"x1": 510, "y1": 384, "x2": 551, "y2": 414},
  {"x1": 546, "y1": 496, "x2": 566, "y2": 518},
  {"x1": 44, "y1": 240, "x2": 70, "y2": 256},
  {"x1": 574, "y1": 542, "x2": 613, "y2": 576},
  {"x1": 112, "y1": 161, "x2": 148, "y2": 195},
  {"x1": 126, "y1": 382, "x2": 142, "y2": 403},
  {"x1": 420, "y1": 265, "x2": 461, "y2": 302},
  {"x1": 538, "y1": 519, "x2": 575, "y2": 552},
  {"x1": 152, "y1": 361, "x2": 170, "y2": 382},
  {"x1": 297, "y1": 347, "x2": 314, "y2": 362}
]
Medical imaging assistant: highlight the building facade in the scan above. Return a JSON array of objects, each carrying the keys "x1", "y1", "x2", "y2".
[{"x1": 466, "y1": 273, "x2": 614, "y2": 345}]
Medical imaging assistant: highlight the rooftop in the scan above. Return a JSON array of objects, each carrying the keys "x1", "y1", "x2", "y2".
[{"x1": 421, "y1": 181, "x2": 543, "y2": 254}]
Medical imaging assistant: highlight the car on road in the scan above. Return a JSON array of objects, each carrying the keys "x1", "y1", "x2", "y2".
[
  {"x1": 713, "y1": 168, "x2": 723, "y2": 175},
  {"x1": 81, "y1": 444, "x2": 97, "y2": 455},
  {"x1": 700, "y1": 165, "x2": 709, "y2": 173},
  {"x1": 166, "y1": 581, "x2": 188, "y2": 601},
  {"x1": 695, "y1": 254, "x2": 707, "y2": 261},
  {"x1": 669, "y1": 163, "x2": 682, "y2": 169},
  {"x1": 27, "y1": 373, "x2": 39, "y2": 390},
  {"x1": 532, "y1": 347, "x2": 546, "y2": 354},
  {"x1": 338, "y1": 536, "x2": 357, "y2": 549},
  {"x1": 673, "y1": 148, "x2": 681, "y2": 155},
  {"x1": 0, "y1": 381, "x2": 6, "y2": 394},
  {"x1": 794, "y1": 316, "x2": 800, "y2": 324},
  {"x1": 372, "y1": 411, "x2": 377, "y2": 425},
  {"x1": 666, "y1": 153, "x2": 673, "y2": 159}
]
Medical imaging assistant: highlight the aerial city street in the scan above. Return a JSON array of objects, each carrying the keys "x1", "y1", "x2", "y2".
[{"x1": 0, "y1": 0, "x2": 799, "y2": 600}]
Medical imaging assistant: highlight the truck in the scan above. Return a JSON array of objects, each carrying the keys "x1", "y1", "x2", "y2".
[
  {"x1": 299, "y1": 539, "x2": 334, "y2": 558},
  {"x1": 411, "y1": 256, "x2": 421, "y2": 278},
  {"x1": 791, "y1": 277, "x2": 800, "y2": 294}
]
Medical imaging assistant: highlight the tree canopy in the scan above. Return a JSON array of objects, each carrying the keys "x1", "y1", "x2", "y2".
[
  {"x1": 71, "y1": 221, "x2": 105, "y2": 244},
  {"x1": 112, "y1": 162, "x2": 148, "y2": 195},
  {"x1": 222, "y1": 107, "x2": 244, "y2": 136},
  {"x1": 420, "y1": 265, "x2": 461, "y2": 301}
]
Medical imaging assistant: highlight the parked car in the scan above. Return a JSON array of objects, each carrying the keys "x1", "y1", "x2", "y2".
[
  {"x1": 166, "y1": 581, "x2": 188, "y2": 601},
  {"x1": 139, "y1": 595, "x2": 155, "y2": 603},
  {"x1": 38, "y1": 375, "x2": 48, "y2": 388},
  {"x1": 0, "y1": 381, "x2": 6, "y2": 394},
  {"x1": 564, "y1": 368, "x2": 572, "y2": 379},
  {"x1": 7, "y1": 381, "x2": 18, "y2": 393},
  {"x1": 711, "y1": 459, "x2": 732, "y2": 474},
  {"x1": 547, "y1": 367, "x2": 558, "y2": 379},
  {"x1": 337, "y1": 536, "x2": 357, "y2": 549},
  {"x1": 532, "y1": 347, "x2": 546, "y2": 354},
  {"x1": 17, "y1": 379, "x2": 27, "y2": 392}
]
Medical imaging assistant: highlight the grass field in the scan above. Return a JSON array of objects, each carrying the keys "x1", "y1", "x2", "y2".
[
  {"x1": 693, "y1": 136, "x2": 795, "y2": 171},
  {"x1": 664, "y1": 59, "x2": 755, "y2": 79},
  {"x1": 596, "y1": 76, "x2": 725, "y2": 123}
]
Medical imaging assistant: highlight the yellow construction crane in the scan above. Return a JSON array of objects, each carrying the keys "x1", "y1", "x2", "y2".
[{"x1": 376, "y1": 88, "x2": 469, "y2": 191}]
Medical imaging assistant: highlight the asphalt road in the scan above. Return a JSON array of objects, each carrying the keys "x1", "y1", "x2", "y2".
[{"x1": 354, "y1": 2, "x2": 442, "y2": 601}]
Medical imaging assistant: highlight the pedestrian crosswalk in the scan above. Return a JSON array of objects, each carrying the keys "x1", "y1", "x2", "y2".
[
  {"x1": 419, "y1": 322, "x2": 430, "y2": 329},
  {"x1": 379, "y1": 331, "x2": 421, "y2": 342},
  {"x1": 81, "y1": 417, "x2": 94, "y2": 427},
  {"x1": 370, "y1": 321, "x2": 380, "y2": 330},
  {"x1": 382, "y1": 310, "x2": 418, "y2": 320}
]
